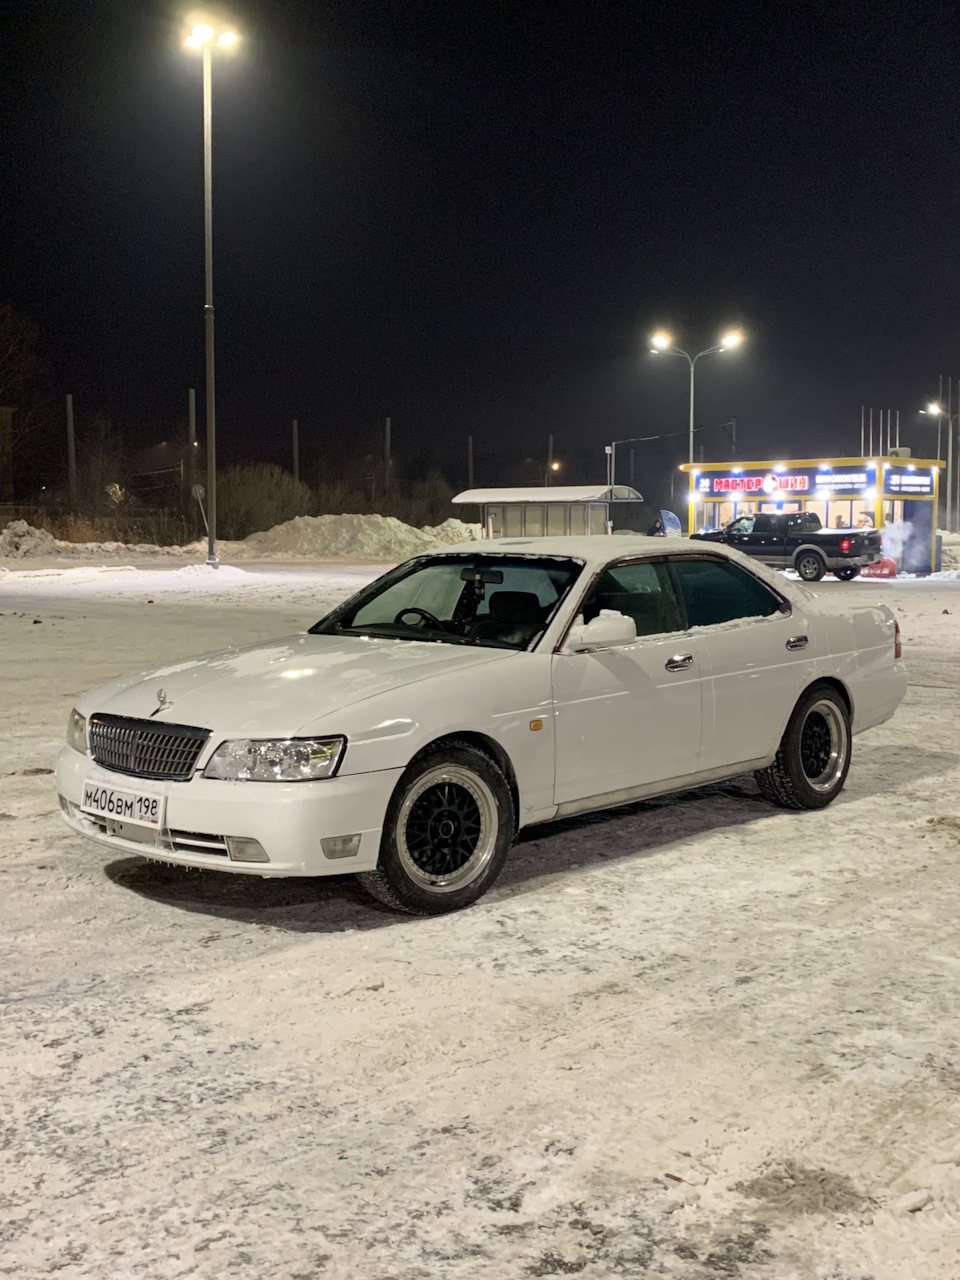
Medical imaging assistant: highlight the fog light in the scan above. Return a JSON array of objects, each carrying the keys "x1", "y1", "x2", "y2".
[
  {"x1": 226, "y1": 836, "x2": 269, "y2": 863},
  {"x1": 321, "y1": 834, "x2": 362, "y2": 860}
]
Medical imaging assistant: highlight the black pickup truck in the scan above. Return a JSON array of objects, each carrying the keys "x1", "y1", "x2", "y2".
[{"x1": 691, "y1": 511, "x2": 882, "y2": 581}]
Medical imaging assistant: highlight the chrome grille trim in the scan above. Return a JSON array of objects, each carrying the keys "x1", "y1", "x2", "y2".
[{"x1": 89, "y1": 714, "x2": 210, "y2": 781}]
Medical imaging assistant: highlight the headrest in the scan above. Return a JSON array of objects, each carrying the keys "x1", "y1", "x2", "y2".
[{"x1": 488, "y1": 591, "x2": 543, "y2": 623}]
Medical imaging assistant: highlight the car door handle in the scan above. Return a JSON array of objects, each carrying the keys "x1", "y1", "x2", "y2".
[
  {"x1": 786, "y1": 635, "x2": 808, "y2": 651},
  {"x1": 665, "y1": 654, "x2": 694, "y2": 671}
]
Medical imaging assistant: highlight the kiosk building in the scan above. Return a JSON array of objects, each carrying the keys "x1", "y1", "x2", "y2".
[{"x1": 680, "y1": 455, "x2": 941, "y2": 573}]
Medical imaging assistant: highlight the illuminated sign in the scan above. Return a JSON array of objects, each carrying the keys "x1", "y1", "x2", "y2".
[
  {"x1": 713, "y1": 473, "x2": 809, "y2": 493},
  {"x1": 692, "y1": 463, "x2": 937, "y2": 504},
  {"x1": 885, "y1": 467, "x2": 934, "y2": 496},
  {"x1": 813, "y1": 471, "x2": 867, "y2": 490}
]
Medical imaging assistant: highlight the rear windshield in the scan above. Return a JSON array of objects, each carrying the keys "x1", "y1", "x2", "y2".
[{"x1": 311, "y1": 554, "x2": 584, "y2": 650}]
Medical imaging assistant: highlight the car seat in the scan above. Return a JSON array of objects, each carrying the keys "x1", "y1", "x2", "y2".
[{"x1": 473, "y1": 590, "x2": 546, "y2": 646}]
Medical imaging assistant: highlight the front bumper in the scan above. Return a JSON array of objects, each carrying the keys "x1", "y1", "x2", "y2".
[{"x1": 56, "y1": 746, "x2": 402, "y2": 876}]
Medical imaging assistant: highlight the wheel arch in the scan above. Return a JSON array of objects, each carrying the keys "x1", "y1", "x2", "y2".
[
  {"x1": 799, "y1": 674, "x2": 853, "y2": 719},
  {"x1": 791, "y1": 543, "x2": 828, "y2": 567},
  {"x1": 408, "y1": 731, "x2": 520, "y2": 826}
]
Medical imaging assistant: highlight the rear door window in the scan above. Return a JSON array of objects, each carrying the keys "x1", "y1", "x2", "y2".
[{"x1": 670, "y1": 556, "x2": 782, "y2": 627}]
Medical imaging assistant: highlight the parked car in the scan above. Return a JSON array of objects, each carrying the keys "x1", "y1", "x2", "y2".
[
  {"x1": 57, "y1": 538, "x2": 905, "y2": 914},
  {"x1": 691, "y1": 511, "x2": 882, "y2": 581}
]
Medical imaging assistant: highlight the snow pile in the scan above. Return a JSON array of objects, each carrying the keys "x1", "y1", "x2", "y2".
[
  {"x1": 940, "y1": 530, "x2": 960, "y2": 569},
  {"x1": 0, "y1": 515, "x2": 481, "y2": 564},
  {"x1": 167, "y1": 563, "x2": 250, "y2": 581},
  {"x1": 238, "y1": 514, "x2": 481, "y2": 560},
  {"x1": 0, "y1": 520, "x2": 61, "y2": 558},
  {"x1": 0, "y1": 521, "x2": 194, "y2": 560},
  {"x1": 421, "y1": 517, "x2": 483, "y2": 545},
  {"x1": 58, "y1": 540, "x2": 191, "y2": 558}
]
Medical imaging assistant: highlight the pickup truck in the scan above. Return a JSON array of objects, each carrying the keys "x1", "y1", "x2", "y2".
[{"x1": 691, "y1": 511, "x2": 882, "y2": 581}]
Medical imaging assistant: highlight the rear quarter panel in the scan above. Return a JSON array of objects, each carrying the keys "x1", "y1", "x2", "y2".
[{"x1": 808, "y1": 599, "x2": 905, "y2": 732}]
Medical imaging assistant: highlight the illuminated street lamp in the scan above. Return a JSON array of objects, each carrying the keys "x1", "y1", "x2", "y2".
[
  {"x1": 183, "y1": 18, "x2": 241, "y2": 566},
  {"x1": 922, "y1": 401, "x2": 955, "y2": 530},
  {"x1": 649, "y1": 329, "x2": 745, "y2": 464}
]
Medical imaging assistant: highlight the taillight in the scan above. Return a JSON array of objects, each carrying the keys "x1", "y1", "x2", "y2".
[
  {"x1": 840, "y1": 538, "x2": 851, "y2": 553},
  {"x1": 894, "y1": 620, "x2": 902, "y2": 660}
]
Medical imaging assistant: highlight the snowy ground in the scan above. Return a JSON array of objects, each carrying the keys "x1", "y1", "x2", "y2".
[{"x1": 1, "y1": 560, "x2": 959, "y2": 1280}]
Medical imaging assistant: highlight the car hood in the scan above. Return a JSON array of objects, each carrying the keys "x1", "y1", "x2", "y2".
[{"x1": 77, "y1": 633, "x2": 512, "y2": 737}]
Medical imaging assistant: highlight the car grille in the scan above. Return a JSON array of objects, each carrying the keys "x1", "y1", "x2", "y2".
[{"x1": 89, "y1": 714, "x2": 210, "y2": 782}]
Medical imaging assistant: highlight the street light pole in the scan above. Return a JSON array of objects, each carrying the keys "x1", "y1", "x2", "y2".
[
  {"x1": 688, "y1": 356, "x2": 695, "y2": 465},
  {"x1": 185, "y1": 21, "x2": 240, "y2": 566},
  {"x1": 924, "y1": 400, "x2": 957, "y2": 532},
  {"x1": 649, "y1": 329, "x2": 745, "y2": 465},
  {"x1": 202, "y1": 41, "x2": 217, "y2": 566}
]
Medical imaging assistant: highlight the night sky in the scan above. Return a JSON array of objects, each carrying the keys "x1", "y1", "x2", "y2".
[{"x1": 2, "y1": 0, "x2": 959, "y2": 493}]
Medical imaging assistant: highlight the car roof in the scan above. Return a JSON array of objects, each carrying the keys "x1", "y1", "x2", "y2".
[
  {"x1": 431, "y1": 535, "x2": 723, "y2": 570},
  {"x1": 426, "y1": 534, "x2": 811, "y2": 607}
]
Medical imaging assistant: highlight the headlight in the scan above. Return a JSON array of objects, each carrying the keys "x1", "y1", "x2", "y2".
[
  {"x1": 203, "y1": 736, "x2": 346, "y2": 782},
  {"x1": 66, "y1": 708, "x2": 87, "y2": 754}
]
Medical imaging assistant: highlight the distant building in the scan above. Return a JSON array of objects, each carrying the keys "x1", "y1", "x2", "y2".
[{"x1": 453, "y1": 485, "x2": 643, "y2": 537}]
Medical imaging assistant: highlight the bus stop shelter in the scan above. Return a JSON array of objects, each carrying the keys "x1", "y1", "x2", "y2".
[{"x1": 452, "y1": 485, "x2": 644, "y2": 539}]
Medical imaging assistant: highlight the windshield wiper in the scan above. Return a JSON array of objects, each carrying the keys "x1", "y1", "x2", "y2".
[{"x1": 333, "y1": 626, "x2": 518, "y2": 650}]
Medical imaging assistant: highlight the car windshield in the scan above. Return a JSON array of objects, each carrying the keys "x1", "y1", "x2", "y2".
[
  {"x1": 311, "y1": 554, "x2": 584, "y2": 650},
  {"x1": 727, "y1": 516, "x2": 756, "y2": 533}
]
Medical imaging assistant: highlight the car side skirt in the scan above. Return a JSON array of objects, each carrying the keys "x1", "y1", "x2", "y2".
[{"x1": 545, "y1": 756, "x2": 775, "y2": 822}]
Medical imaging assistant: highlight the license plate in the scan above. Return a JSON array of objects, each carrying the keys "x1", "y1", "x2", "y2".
[{"x1": 81, "y1": 782, "x2": 164, "y2": 828}]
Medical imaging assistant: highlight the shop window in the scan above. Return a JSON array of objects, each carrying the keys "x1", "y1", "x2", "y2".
[
  {"x1": 670, "y1": 556, "x2": 782, "y2": 627},
  {"x1": 804, "y1": 502, "x2": 827, "y2": 529},
  {"x1": 486, "y1": 505, "x2": 503, "y2": 538},
  {"x1": 830, "y1": 502, "x2": 853, "y2": 529}
]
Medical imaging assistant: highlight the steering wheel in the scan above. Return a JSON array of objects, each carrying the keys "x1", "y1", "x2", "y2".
[{"x1": 394, "y1": 607, "x2": 444, "y2": 629}]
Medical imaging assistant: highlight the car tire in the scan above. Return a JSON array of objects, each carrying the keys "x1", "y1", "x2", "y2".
[
  {"x1": 795, "y1": 550, "x2": 827, "y2": 582},
  {"x1": 834, "y1": 566, "x2": 860, "y2": 581},
  {"x1": 754, "y1": 684, "x2": 851, "y2": 810},
  {"x1": 357, "y1": 743, "x2": 515, "y2": 915}
]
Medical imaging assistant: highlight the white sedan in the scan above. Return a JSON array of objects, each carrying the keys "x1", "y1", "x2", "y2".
[{"x1": 57, "y1": 537, "x2": 906, "y2": 914}]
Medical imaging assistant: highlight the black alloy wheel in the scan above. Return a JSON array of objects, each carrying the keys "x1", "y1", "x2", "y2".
[
  {"x1": 358, "y1": 743, "x2": 515, "y2": 914},
  {"x1": 755, "y1": 683, "x2": 852, "y2": 810}
]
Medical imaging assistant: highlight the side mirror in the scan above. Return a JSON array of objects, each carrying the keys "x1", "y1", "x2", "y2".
[{"x1": 566, "y1": 609, "x2": 637, "y2": 652}]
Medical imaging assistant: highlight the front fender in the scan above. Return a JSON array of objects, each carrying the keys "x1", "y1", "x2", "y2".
[{"x1": 299, "y1": 655, "x2": 558, "y2": 826}]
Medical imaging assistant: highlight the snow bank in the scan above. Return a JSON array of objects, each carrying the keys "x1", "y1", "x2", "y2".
[
  {"x1": 0, "y1": 516, "x2": 481, "y2": 563},
  {"x1": 237, "y1": 513, "x2": 480, "y2": 560},
  {"x1": 0, "y1": 520, "x2": 61, "y2": 558},
  {"x1": 939, "y1": 530, "x2": 960, "y2": 569}
]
